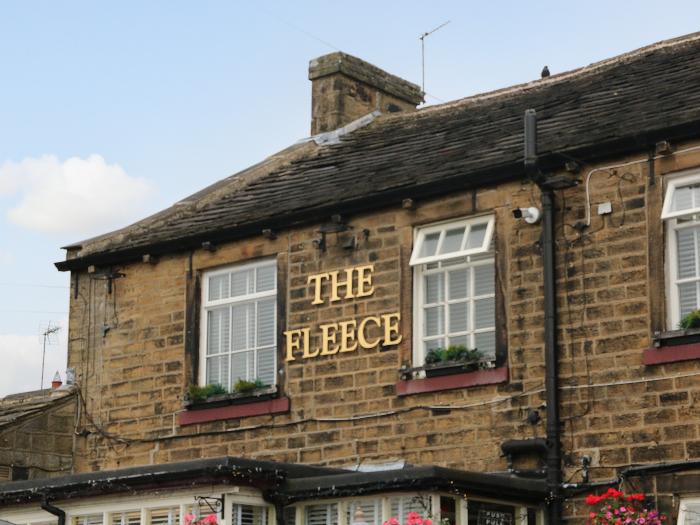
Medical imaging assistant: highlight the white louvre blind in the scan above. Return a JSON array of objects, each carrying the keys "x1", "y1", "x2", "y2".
[
  {"x1": 389, "y1": 496, "x2": 430, "y2": 522},
  {"x1": 110, "y1": 512, "x2": 140, "y2": 525},
  {"x1": 74, "y1": 515, "x2": 103, "y2": 525},
  {"x1": 231, "y1": 504, "x2": 267, "y2": 525},
  {"x1": 305, "y1": 504, "x2": 338, "y2": 525},
  {"x1": 662, "y1": 174, "x2": 700, "y2": 219},
  {"x1": 347, "y1": 499, "x2": 382, "y2": 525},
  {"x1": 679, "y1": 500, "x2": 700, "y2": 525},
  {"x1": 202, "y1": 260, "x2": 277, "y2": 389},
  {"x1": 410, "y1": 216, "x2": 494, "y2": 266},
  {"x1": 149, "y1": 507, "x2": 179, "y2": 525}
]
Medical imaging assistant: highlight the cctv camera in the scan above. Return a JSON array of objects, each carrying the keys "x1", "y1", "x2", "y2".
[{"x1": 512, "y1": 207, "x2": 541, "y2": 224}]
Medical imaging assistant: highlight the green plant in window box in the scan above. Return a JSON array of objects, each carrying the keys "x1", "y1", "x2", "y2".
[
  {"x1": 233, "y1": 378, "x2": 266, "y2": 394},
  {"x1": 679, "y1": 309, "x2": 700, "y2": 330},
  {"x1": 186, "y1": 383, "x2": 228, "y2": 402},
  {"x1": 424, "y1": 345, "x2": 485, "y2": 377}
]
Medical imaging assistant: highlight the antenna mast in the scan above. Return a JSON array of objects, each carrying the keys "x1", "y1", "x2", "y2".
[
  {"x1": 419, "y1": 20, "x2": 450, "y2": 98},
  {"x1": 40, "y1": 323, "x2": 61, "y2": 391}
]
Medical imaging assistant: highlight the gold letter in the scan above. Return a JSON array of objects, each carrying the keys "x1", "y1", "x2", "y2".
[
  {"x1": 329, "y1": 267, "x2": 355, "y2": 303},
  {"x1": 356, "y1": 264, "x2": 375, "y2": 298},
  {"x1": 338, "y1": 319, "x2": 358, "y2": 353},
  {"x1": 284, "y1": 330, "x2": 301, "y2": 361},
  {"x1": 358, "y1": 316, "x2": 381, "y2": 349},
  {"x1": 381, "y1": 313, "x2": 402, "y2": 346},
  {"x1": 298, "y1": 328, "x2": 317, "y2": 359},
  {"x1": 307, "y1": 273, "x2": 329, "y2": 305},
  {"x1": 320, "y1": 323, "x2": 339, "y2": 355}
]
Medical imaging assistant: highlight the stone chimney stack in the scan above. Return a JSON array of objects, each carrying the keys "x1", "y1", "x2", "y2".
[{"x1": 309, "y1": 52, "x2": 423, "y2": 135}]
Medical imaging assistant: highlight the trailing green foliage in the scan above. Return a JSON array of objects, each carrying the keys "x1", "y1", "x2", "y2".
[
  {"x1": 233, "y1": 378, "x2": 266, "y2": 394},
  {"x1": 424, "y1": 345, "x2": 483, "y2": 365},
  {"x1": 187, "y1": 383, "x2": 227, "y2": 402},
  {"x1": 680, "y1": 309, "x2": 700, "y2": 330}
]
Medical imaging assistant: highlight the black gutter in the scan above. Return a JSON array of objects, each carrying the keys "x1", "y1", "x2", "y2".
[
  {"x1": 525, "y1": 109, "x2": 563, "y2": 525},
  {"x1": 55, "y1": 119, "x2": 700, "y2": 272},
  {"x1": 0, "y1": 457, "x2": 343, "y2": 506},
  {"x1": 271, "y1": 466, "x2": 547, "y2": 506},
  {"x1": 41, "y1": 501, "x2": 65, "y2": 525}
]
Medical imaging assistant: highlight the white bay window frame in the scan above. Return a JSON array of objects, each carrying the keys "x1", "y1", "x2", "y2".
[
  {"x1": 199, "y1": 259, "x2": 277, "y2": 391},
  {"x1": 662, "y1": 170, "x2": 700, "y2": 329},
  {"x1": 410, "y1": 215, "x2": 496, "y2": 367}
]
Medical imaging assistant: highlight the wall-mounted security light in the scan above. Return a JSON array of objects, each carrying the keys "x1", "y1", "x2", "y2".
[{"x1": 512, "y1": 207, "x2": 541, "y2": 224}]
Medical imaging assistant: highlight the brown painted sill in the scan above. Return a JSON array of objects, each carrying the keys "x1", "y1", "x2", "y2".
[
  {"x1": 396, "y1": 366, "x2": 508, "y2": 396},
  {"x1": 179, "y1": 396, "x2": 290, "y2": 425},
  {"x1": 644, "y1": 341, "x2": 700, "y2": 365}
]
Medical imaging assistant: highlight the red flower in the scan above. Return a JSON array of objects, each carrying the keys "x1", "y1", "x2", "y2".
[
  {"x1": 586, "y1": 495, "x2": 603, "y2": 505},
  {"x1": 627, "y1": 494, "x2": 645, "y2": 502}
]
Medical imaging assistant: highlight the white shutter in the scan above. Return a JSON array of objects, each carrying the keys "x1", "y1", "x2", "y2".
[
  {"x1": 110, "y1": 511, "x2": 140, "y2": 525},
  {"x1": 347, "y1": 499, "x2": 381, "y2": 525},
  {"x1": 231, "y1": 504, "x2": 267, "y2": 525},
  {"x1": 389, "y1": 496, "x2": 429, "y2": 522},
  {"x1": 149, "y1": 508, "x2": 179, "y2": 525}
]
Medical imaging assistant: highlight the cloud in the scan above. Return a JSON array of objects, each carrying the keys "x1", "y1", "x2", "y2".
[
  {"x1": 0, "y1": 154, "x2": 153, "y2": 237},
  {"x1": 0, "y1": 324, "x2": 68, "y2": 397},
  {"x1": 0, "y1": 249, "x2": 14, "y2": 266}
]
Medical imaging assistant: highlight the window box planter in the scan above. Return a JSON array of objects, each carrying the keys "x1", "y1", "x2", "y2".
[
  {"x1": 184, "y1": 386, "x2": 278, "y2": 411},
  {"x1": 423, "y1": 360, "x2": 483, "y2": 378}
]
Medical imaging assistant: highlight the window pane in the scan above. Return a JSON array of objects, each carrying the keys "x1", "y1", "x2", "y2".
[
  {"x1": 426, "y1": 338, "x2": 444, "y2": 351},
  {"x1": 420, "y1": 232, "x2": 441, "y2": 258},
  {"x1": 424, "y1": 306, "x2": 444, "y2": 337},
  {"x1": 306, "y1": 504, "x2": 338, "y2": 525},
  {"x1": 474, "y1": 297, "x2": 495, "y2": 329},
  {"x1": 677, "y1": 228, "x2": 698, "y2": 279},
  {"x1": 231, "y1": 269, "x2": 253, "y2": 297},
  {"x1": 256, "y1": 265, "x2": 276, "y2": 292},
  {"x1": 679, "y1": 282, "x2": 698, "y2": 319},
  {"x1": 208, "y1": 274, "x2": 230, "y2": 301},
  {"x1": 673, "y1": 185, "x2": 694, "y2": 212},
  {"x1": 149, "y1": 508, "x2": 179, "y2": 525},
  {"x1": 424, "y1": 273, "x2": 443, "y2": 304},
  {"x1": 232, "y1": 304, "x2": 250, "y2": 350},
  {"x1": 475, "y1": 331, "x2": 496, "y2": 358},
  {"x1": 348, "y1": 500, "x2": 382, "y2": 525},
  {"x1": 439, "y1": 227, "x2": 465, "y2": 254},
  {"x1": 207, "y1": 307, "x2": 230, "y2": 355},
  {"x1": 466, "y1": 222, "x2": 487, "y2": 249},
  {"x1": 206, "y1": 355, "x2": 229, "y2": 388},
  {"x1": 231, "y1": 350, "x2": 252, "y2": 383},
  {"x1": 389, "y1": 496, "x2": 430, "y2": 523},
  {"x1": 448, "y1": 269, "x2": 468, "y2": 299},
  {"x1": 257, "y1": 347, "x2": 276, "y2": 385},
  {"x1": 111, "y1": 512, "x2": 140, "y2": 525},
  {"x1": 474, "y1": 264, "x2": 495, "y2": 296},
  {"x1": 257, "y1": 299, "x2": 276, "y2": 347},
  {"x1": 449, "y1": 335, "x2": 468, "y2": 348},
  {"x1": 682, "y1": 501, "x2": 700, "y2": 525},
  {"x1": 232, "y1": 505, "x2": 267, "y2": 525},
  {"x1": 449, "y1": 302, "x2": 468, "y2": 333}
]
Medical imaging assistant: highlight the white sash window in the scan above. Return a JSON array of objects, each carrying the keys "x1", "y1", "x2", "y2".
[{"x1": 200, "y1": 260, "x2": 277, "y2": 390}]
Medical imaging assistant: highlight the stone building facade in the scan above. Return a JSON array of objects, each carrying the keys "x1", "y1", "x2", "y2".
[{"x1": 2, "y1": 32, "x2": 700, "y2": 525}]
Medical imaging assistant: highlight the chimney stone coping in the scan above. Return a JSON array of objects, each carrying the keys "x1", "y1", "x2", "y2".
[{"x1": 309, "y1": 52, "x2": 423, "y2": 105}]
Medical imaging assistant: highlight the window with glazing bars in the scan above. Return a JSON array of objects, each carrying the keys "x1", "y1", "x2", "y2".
[
  {"x1": 410, "y1": 216, "x2": 496, "y2": 365},
  {"x1": 662, "y1": 173, "x2": 700, "y2": 328},
  {"x1": 200, "y1": 260, "x2": 277, "y2": 389}
]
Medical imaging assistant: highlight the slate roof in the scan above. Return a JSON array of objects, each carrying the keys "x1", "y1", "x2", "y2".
[
  {"x1": 0, "y1": 388, "x2": 75, "y2": 432},
  {"x1": 58, "y1": 32, "x2": 700, "y2": 271}
]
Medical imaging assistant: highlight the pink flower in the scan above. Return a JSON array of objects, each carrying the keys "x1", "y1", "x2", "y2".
[
  {"x1": 183, "y1": 514, "x2": 196, "y2": 525},
  {"x1": 201, "y1": 515, "x2": 218, "y2": 525}
]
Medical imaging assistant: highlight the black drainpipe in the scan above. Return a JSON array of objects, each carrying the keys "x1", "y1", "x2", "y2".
[
  {"x1": 41, "y1": 501, "x2": 66, "y2": 525},
  {"x1": 524, "y1": 109, "x2": 562, "y2": 524}
]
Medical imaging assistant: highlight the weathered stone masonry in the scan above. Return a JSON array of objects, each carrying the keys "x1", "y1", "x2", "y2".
[{"x1": 65, "y1": 145, "x2": 700, "y2": 520}]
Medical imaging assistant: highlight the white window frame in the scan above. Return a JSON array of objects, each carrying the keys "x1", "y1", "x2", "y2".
[
  {"x1": 199, "y1": 259, "x2": 278, "y2": 390},
  {"x1": 409, "y1": 215, "x2": 494, "y2": 266},
  {"x1": 663, "y1": 170, "x2": 700, "y2": 329},
  {"x1": 678, "y1": 497, "x2": 700, "y2": 525},
  {"x1": 410, "y1": 215, "x2": 496, "y2": 367}
]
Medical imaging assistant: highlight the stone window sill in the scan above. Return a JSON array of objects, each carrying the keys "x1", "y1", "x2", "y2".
[
  {"x1": 395, "y1": 366, "x2": 508, "y2": 396},
  {"x1": 179, "y1": 396, "x2": 290, "y2": 426}
]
